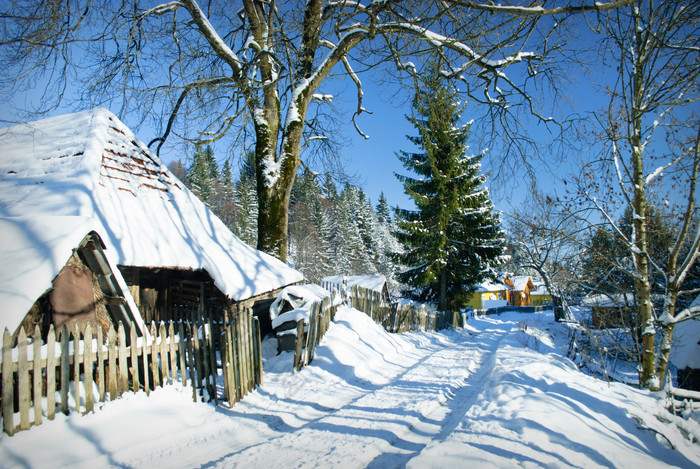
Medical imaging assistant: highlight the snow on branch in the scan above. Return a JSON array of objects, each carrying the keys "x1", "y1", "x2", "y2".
[
  {"x1": 137, "y1": 1, "x2": 184, "y2": 20},
  {"x1": 181, "y1": 0, "x2": 242, "y2": 74},
  {"x1": 341, "y1": 56, "x2": 370, "y2": 140},
  {"x1": 453, "y1": 0, "x2": 636, "y2": 16}
]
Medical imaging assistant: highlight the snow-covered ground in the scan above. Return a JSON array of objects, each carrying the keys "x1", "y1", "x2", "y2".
[{"x1": 1, "y1": 307, "x2": 699, "y2": 468}]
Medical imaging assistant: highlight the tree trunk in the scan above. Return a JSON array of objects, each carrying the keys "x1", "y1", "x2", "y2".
[{"x1": 655, "y1": 297, "x2": 677, "y2": 387}]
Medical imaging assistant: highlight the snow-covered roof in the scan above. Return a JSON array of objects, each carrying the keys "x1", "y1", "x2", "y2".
[
  {"x1": 580, "y1": 293, "x2": 636, "y2": 308},
  {"x1": 322, "y1": 275, "x2": 387, "y2": 294},
  {"x1": 0, "y1": 108, "x2": 303, "y2": 331},
  {"x1": 509, "y1": 276, "x2": 533, "y2": 292},
  {"x1": 670, "y1": 295, "x2": 700, "y2": 370},
  {"x1": 475, "y1": 280, "x2": 509, "y2": 293}
]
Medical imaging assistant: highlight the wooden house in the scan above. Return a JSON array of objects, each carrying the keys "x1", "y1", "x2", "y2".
[
  {"x1": 504, "y1": 275, "x2": 535, "y2": 306},
  {"x1": 530, "y1": 281, "x2": 553, "y2": 307},
  {"x1": 0, "y1": 108, "x2": 303, "y2": 335},
  {"x1": 465, "y1": 280, "x2": 510, "y2": 310},
  {"x1": 580, "y1": 293, "x2": 637, "y2": 329}
]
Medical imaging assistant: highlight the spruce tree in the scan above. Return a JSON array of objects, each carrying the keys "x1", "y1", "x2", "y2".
[
  {"x1": 235, "y1": 151, "x2": 258, "y2": 246},
  {"x1": 188, "y1": 144, "x2": 218, "y2": 207},
  {"x1": 395, "y1": 66, "x2": 505, "y2": 311}
]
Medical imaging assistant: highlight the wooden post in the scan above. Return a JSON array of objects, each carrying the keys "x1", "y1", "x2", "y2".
[
  {"x1": 169, "y1": 322, "x2": 178, "y2": 385},
  {"x1": 150, "y1": 323, "x2": 160, "y2": 389},
  {"x1": 118, "y1": 323, "x2": 128, "y2": 396},
  {"x1": 84, "y1": 325, "x2": 94, "y2": 414},
  {"x1": 72, "y1": 325, "x2": 81, "y2": 413},
  {"x1": 46, "y1": 324, "x2": 57, "y2": 420},
  {"x1": 130, "y1": 326, "x2": 140, "y2": 392},
  {"x1": 159, "y1": 323, "x2": 170, "y2": 387},
  {"x1": 96, "y1": 326, "x2": 105, "y2": 403},
  {"x1": 178, "y1": 321, "x2": 187, "y2": 388},
  {"x1": 142, "y1": 325, "x2": 150, "y2": 396},
  {"x1": 293, "y1": 320, "x2": 304, "y2": 371},
  {"x1": 2, "y1": 329, "x2": 14, "y2": 435},
  {"x1": 32, "y1": 326, "x2": 42, "y2": 426},
  {"x1": 253, "y1": 317, "x2": 263, "y2": 387},
  {"x1": 107, "y1": 326, "x2": 117, "y2": 400},
  {"x1": 190, "y1": 321, "x2": 200, "y2": 402},
  {"x1": 60, "y1": 325, "x2": 69, "y2": 413},
  {"x1": 17, "y1": 327, "x2": 30, "y2": 430}
]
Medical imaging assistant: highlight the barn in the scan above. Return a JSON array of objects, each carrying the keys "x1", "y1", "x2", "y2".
[{"x1": 0, "y1": 107, "x2": 303, "y2": 337}]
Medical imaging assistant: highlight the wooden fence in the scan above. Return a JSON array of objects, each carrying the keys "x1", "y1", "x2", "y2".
[
  {"x1": 292, "y1": 295, "x2": 338, "y2": 371},
  {"x1": 348, "y1": 285, "x2": 464, "y2": 332},
  {"x1": 0, "y1": 309, "x2": 261, "y2": 436}
]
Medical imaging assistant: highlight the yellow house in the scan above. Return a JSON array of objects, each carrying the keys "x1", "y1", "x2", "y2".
[
  {"x1": 466, "y1": 280, "x2": 510, "y2": 310},
  {"x1": 530, "y1": 281, "x2": 553, "y2": 306}
]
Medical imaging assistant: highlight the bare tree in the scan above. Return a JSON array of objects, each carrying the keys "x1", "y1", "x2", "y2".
[
  {"x1": 0, "y1": 0, "x2": 633, "y2": 261},
  {"x1": 505, "y1": 190, "x2": 584, "y2": 321},
  {"x1": 571, "y1": 1, "x2": 700, "y2": 390}
]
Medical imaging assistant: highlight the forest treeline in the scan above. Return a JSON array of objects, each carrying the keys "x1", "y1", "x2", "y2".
[{"x1": 169, "y1": 146, "x2": 402, "y2": 293}]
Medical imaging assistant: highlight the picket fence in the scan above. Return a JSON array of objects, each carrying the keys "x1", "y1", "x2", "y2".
[{"x1": 0, "y1": 309, "x2": 261, "y2": 436}]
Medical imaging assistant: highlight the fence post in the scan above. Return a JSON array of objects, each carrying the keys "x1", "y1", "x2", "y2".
[
  {"x1": 2, "y1": 328, "x2": 14, "y2": 435},
  {"x1": 47, "y1": 324, "x2": 57, "y2": 420},
  {"x1": 32, "y1": 325, "x2": 42, "y2": 426}
]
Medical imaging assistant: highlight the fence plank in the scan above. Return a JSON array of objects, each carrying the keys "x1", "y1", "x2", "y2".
[
  {"x1": 84, "y1": 325, "x2": 94, "y2": 414},
  {"x1": 46, "y1": 325, "x2": 56, "y2": 420},
  {"x1": 72, "y1": 325, "x2": 81, "y2": 413},
  {"x1": 293, "y1": 320, "x2": 304, "y2": 371},
  {"x1": 2, "y1": 329, "x2": 14, "y2": 435},
  {"x1": 60, "y1": 325, "x2": 69, "y2": 414},
  {"x1": 186, "y1": 322, "x2": 198, "y2": 403},
  {"x1": 142, "y1": 326, "x2": 150, "y2": 396},
  {"x1": 150, "y1": 323, "x2": 160, "y2": 389},
  {"x1": 168, "y1": 322, "x2": 178, "y2": 385},
  {"x1": 178, "y1": 321, "x2": 187, "y2": 389},
  {"x1": 200, "y1": 321, "x2": 212, "y2": 401},
  {"x1": 32, "y1": 326, "x2": 42, "y2": 426},
  {"x1": 118, "y1": 324, "x2": 128, "y2": 396},
  {"x1": 253, "y1": 317, "x2": 263, "y2": 387},
  {"x1": 130, "y1": 326, "x2": 140, "y2": 392},
  {"x1": 159, "y1": 323, "x2": 169, "y2": 387},
  {"x1": 96, "y1": 326, "x2": 105, "y2": 402},
  {"x1": 18, "y1": 327, "x2": 30, "y2": 431},
  {"x1": 107, "y1": 326, "x2": 117, "y2": 399}
]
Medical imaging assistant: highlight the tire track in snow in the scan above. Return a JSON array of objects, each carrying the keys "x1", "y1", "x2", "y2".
[{"x1": 202, "y1": 315, "x2": 516, "y2": 468}]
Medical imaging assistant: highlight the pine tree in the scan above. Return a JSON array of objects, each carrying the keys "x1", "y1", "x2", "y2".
[
  {"x1": 188, "y1": 144, "x2": 218, "y2": 207},
  {"x1": 235, "y1": 151, "x2": 258, "y2": 246},
  {"x1": 395, "y1": 66, "x2": 505, "y2": 311},
  {"x1": 335, "y1": 184, "x2": 376, "y2": 276}
]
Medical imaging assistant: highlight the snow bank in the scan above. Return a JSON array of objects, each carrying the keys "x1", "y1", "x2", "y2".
[{"x1": 1, "y1": 308, "x2": 698, "y2": 468}]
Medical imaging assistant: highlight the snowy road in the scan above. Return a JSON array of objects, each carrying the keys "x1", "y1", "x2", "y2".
[
  {"x1": 213, "y1": 318, "x2": 502, "y2": 468},
  {"x1": 2, "y1": 306, "x2": 699, "y2": 468}
]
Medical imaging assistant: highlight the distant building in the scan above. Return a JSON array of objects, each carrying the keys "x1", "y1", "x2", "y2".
[
  {"x1": 504, "y1": 275, "x2": 535, "y2": 306},
  {"x1": 465, "y1": 280, "x2": 509, "y2": 310},
  {"x1": 530, "y1": 281, "x2": 552, "y2": 307}
]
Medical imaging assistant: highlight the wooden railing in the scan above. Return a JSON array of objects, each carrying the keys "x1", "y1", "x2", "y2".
[{"x1": 0, "y1": 308, "x2": 261, "y2": 436}]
